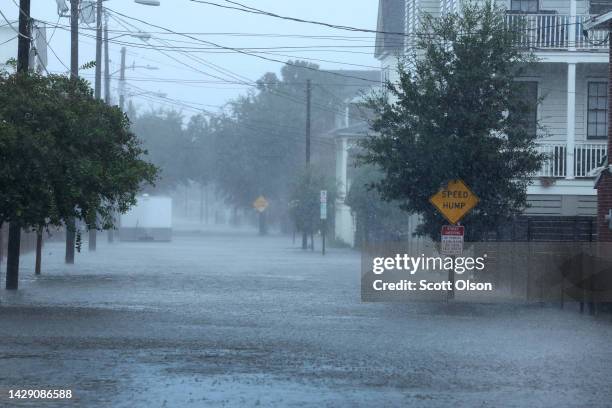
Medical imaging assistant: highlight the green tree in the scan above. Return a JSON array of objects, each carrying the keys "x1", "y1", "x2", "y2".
[
  {"x1": 132, "y1": 109, "x2": 193, "y2": 192},
  {"x1": 360, "y1": 1, "x2": 544, "y2": 241},
  {"x1": 213, "y1": 61, "x2": 351, "y2": 226},
  {"x1": 186, "y1": 114, "x2": 216, "y2": 187},
  {"x1": 289, "y1": 166, "x2": 335, "y2": 249},
  {"x1": 0, "y1": 71, "x2": 157, "y2": 280},
  {"x1": 345, "y1": 165, "x2": 409, "y2": 247}
]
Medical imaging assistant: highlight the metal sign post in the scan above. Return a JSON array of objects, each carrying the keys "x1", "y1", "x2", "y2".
[
  {"x1": 253, "y1": 196, "x2": 269, "y2": 236},
  {"x1": 441, "y1": 225, "x2": 465, "y2": 300},
  {"x1": 320, "y1": 190, "x2": 327, "y2": 255},
  {"x1": 430, "y1": 180, "x2": 479, "y2": 301}
]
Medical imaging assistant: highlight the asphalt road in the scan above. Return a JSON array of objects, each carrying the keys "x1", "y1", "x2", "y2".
[{"x1": 1, "y1": 228, "x2": 611, "y2": 407}]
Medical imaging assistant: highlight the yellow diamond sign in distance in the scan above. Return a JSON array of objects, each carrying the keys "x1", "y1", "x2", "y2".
[
  {"x1": 429, "y1": 180, "x2": 479, "y2": 225},
  {"x1": 253, "y1": 196, "x2": 269, "y2": 213}
]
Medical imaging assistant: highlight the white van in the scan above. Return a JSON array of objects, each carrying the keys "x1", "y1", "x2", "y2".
[{"x1": 119, "y1": 195, "x2": 172, "y2": 241}]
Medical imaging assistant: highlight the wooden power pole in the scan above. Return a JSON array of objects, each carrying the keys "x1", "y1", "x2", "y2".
[
  {"x1": 6, "y1": 0, "x2": 32, "y2": 290},
  {"x1": 88, "y1": 0, "x2": 103, "y2": 252},
  {"x1": 302, "y1": 79, "x2": 312, "y2": 250},
  {"x1": 65, "y1": 0, "x2": 79, "y2": 264}
]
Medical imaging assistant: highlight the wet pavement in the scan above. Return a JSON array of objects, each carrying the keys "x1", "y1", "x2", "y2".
[{"x1": 1, "y1": 228, "x2": 612, "y2": 407}]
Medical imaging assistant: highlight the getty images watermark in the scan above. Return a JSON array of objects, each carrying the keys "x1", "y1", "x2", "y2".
[
  {"x1": 361, "y1": 242, "x2": 612, "y2": 303},
  {"x1": 370, "y1": 253, "x2": 492, "y2": 292}
]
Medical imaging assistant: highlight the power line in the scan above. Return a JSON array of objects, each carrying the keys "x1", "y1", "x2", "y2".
[
  {"x1": 108, "y1": 12, "x2": 369, "y2": 121},
  {"x1": 0, "y1": 35, "x2": 17, "y2": 46},
  {"x1": 190, "y1": 0, "x2": 410, "y2": 37},
  {"x1": 0, "y1": 7, "x2": 30, "y2": 39},
  {"x1": 128, "y1": 85, "x2": 333, "y2": 147},
  {"x1": 104, "y1": 7, "x2": 381, "y2": 84}
]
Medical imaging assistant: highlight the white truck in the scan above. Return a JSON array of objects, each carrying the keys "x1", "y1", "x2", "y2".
[{"x1": 119, "y1": 195, "x2": 173, "y2": 241}]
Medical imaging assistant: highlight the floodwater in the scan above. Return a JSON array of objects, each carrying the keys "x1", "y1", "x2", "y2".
[{"x1": 1, "y1": 227, "x2": 611, "y2": 407}]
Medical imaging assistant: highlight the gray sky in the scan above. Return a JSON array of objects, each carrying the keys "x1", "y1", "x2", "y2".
[{"x1": 5, "y1": 0, "x2": 380, "y2": 116}]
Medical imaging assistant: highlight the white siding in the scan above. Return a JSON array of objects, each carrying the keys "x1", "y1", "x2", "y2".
[
  {"x1": 380, "y1": 54, "x2": 402, "y2": 85},
  {"x1": 525, "y1": 194, "x2": 596, "y2": 216},
  {"x1": 520, "y1": 63, "x2": 608, "y2": 143}
]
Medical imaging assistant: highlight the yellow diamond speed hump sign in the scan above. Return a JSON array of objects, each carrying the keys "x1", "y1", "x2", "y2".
[
  {"x1": 253, "y1": 196, "x2": 269, "y2": 213},
  {"x1": 429, "y1": 180, "x2": 479, "y2": 225}
]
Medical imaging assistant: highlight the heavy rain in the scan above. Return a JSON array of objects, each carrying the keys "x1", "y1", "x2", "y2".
[{"x1": 1, "y1": 1, "x2": 612, "y2": 407}]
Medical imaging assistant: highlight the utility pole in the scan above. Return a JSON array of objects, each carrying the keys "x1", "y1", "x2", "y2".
[
  {"x1": 94, "y1": 0, "x2": 102, "y2": 101},
  {"x1": 88, "y1": 0, "x2": 103, "y2": 252},
  {"x1": 6, "y1": 0, "x2": 32, "y2": 290},
  {"x1": 104, "y1": 13, "x2": 114, "y2": 242},
  {"x1": 104, "y1": 13, "x2": 110, "y2": 104},
  {"x1": 119, "y1": 46, "x2": 127, "y2": 111},
  {"x1": 16, "y1": 0, "x2": 31, "y2": 73},
  {"x1": 306, "y1": 79, "x2": 311, "y2": 165},
  {"x1": 302, "y1": 79, "x2": 312, "y2": 250},
  {"x1": 65, "y1": 0, "x2": 79, "y2": 265}
]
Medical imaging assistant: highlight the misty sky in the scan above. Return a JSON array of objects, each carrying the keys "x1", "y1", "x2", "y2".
[{"x1": 3, "y1": 0, "x2": 380, "y2": 117}]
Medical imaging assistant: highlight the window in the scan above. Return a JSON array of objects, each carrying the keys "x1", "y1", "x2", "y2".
[
  {"x1": 512, "y1": 81, "x2": 538, "y2": 137},
  {"x1": 590, "y1": 0, "x2": 612, "y2": 15},
  {"x1": 382, "y1": 66, "x2": 390, "y2": 84},
  {"x1": 510, "y1": 0, "x2": 538, "y2": 12},
  {"x1": 587, "y1": 82, "x2": 608, "y2": 139}
]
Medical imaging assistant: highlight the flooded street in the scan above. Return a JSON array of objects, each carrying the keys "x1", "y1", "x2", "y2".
[{"x1": 1, "y1": 228, "x2": 611, "y2": 407}]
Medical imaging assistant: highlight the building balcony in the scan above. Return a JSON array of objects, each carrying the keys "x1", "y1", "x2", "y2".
[
  {"x1": 505, "y1": 14, "x2": 608, "y2": 51},
  {"x1": 535, "y1": 141, "x2": 607, "y2": 178}
]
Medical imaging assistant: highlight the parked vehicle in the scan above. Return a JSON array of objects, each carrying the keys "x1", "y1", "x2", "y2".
[{"x1": 119, "y1": 195, "x2": 172, "y2": 241}]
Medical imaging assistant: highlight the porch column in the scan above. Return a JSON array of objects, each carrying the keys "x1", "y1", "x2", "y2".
[
  {"x1": 334, "y1": 137, "x2": 354, "y2": 246},
  {"x1": 569, "y1": 0, "x2": 576, "y2": 51},
  {"x1": 336, "y1": 137, "x2": 349, "y2": 198},
  {"x1": 566, "y1": 63, "x2": 576, "y2": 180}
]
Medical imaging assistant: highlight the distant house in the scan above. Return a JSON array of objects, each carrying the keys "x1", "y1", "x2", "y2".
[{"x1": 329, "y1": 91, "x2": 379, "y2": 247}]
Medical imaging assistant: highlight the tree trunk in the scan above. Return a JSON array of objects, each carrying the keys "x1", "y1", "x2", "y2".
[
  {"x1": 35, "y1": 230, "x2": 42, "y2": 275},
  {"x1": 107, "y1": 212, "x2": 116, "y2": 243},
  {"x1": 199, "y1": 184, "x2": 204, "y2": 224},
  {"x1": 65, "y1": 218, "x2": 75, "y2": 264},
  {"x1": 205, "y1": 185, "x2": 209, "y2": 224},
  {"x1": 302, "y1": 232, "x2": 308, "y2": 249},
  {"x1": 184, "y1": 186, "x2": 189, "y2": 218},
  {"x1": 0, "y1": 223, "x2": 4, "y2": 269},
  {"x1": 258, "y1": 212, "x2": 267, "y2": 236},
  {"x1": 89, "y1": 229, "x2": 97, "y2": 251},
  {"x1": 6, "y1": 222, "x2": 21, "y2": 290}
]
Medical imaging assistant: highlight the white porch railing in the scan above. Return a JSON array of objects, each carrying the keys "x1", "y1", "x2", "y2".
[
  {"x1": 536, "y1": 143, "x2": 566, "y2": 177},
  {"x1": 535, "y1": 142, "x2": 607, "y2": 178},
  {"x1": 574, "y1": 142, "x2": 607, "y2": 177},
  {"x1": 505, "y1": 14, "x2": 608, "y2": 51}
]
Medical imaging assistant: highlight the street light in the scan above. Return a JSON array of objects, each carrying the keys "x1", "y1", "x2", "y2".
[
  {"x1": 127, "y1": 90, "x2": 167, "y2": 98},
  {"x1": 109, "y1": 32, "x2": 153, "y2": 42},
  {"x1": 134, "y1": 0, "x2": 161, "y2": 5},
  {"x1": 110, "y1": 63, "x2": 158, "y2": 77}
]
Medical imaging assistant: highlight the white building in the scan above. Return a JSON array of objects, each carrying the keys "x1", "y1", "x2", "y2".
[
  {"x1": 0, "y1": 20, "x2": 48, "y2": 72},
  {"x1": 334, "y1": 0, "x2": 611, "y2": 246}
]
